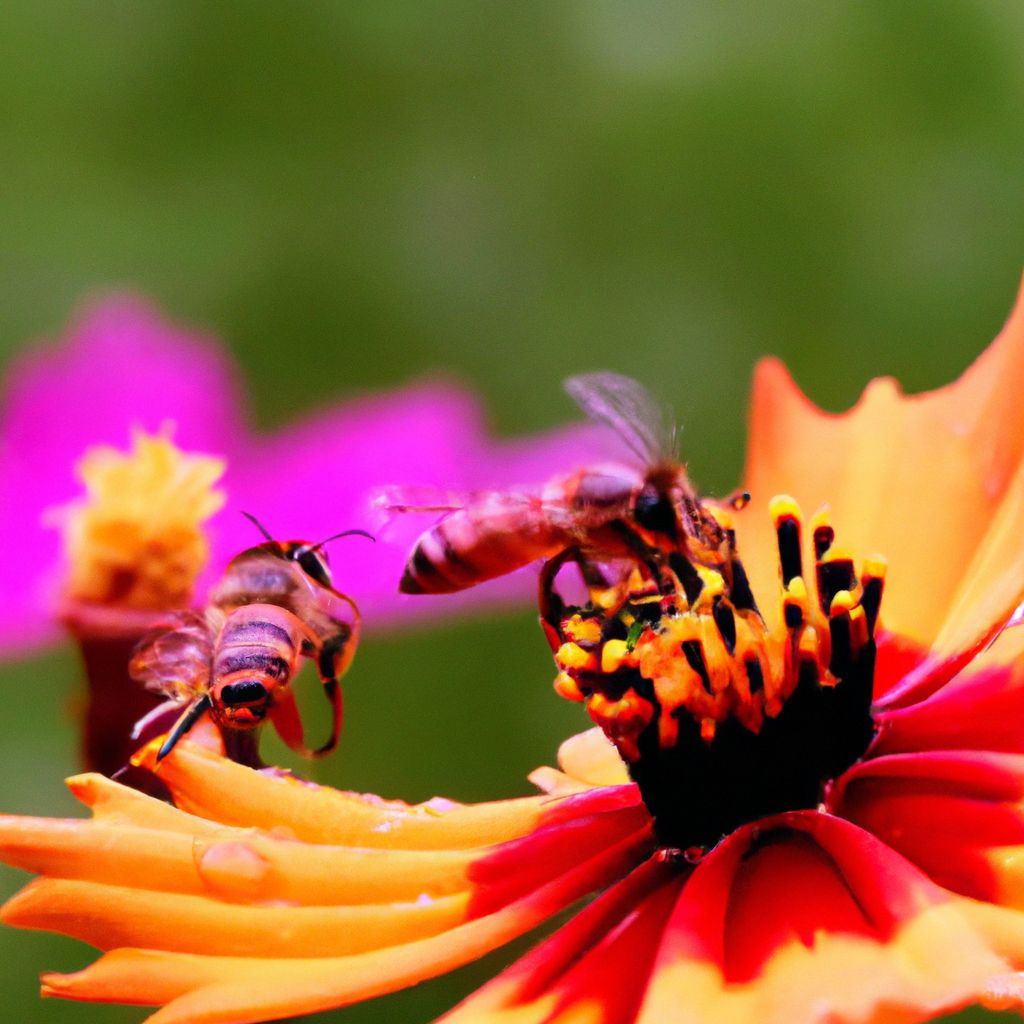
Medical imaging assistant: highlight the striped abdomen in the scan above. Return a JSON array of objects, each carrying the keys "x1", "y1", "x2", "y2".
[
  {"x1": 400, "y1": 493, "x2": 568, "y2": 594},
  {"x1": 211, "y1": 604, "x2": 307, "y2": 725}
]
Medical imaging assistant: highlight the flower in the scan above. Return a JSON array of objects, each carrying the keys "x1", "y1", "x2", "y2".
[
  {"x1": 5, "y1": 279, "x2": 1024, "y2": 1023},
  {"x1": 61, "y1": 431, "x2": 226, "y2": 614},
  {"x1": 0, "y1": 295, "x2": 613, "y2": 657},
  {"x1": 56, "y1": 430, "x2": 229, "y2": 774},
  {"x1": 0, "y1": 739, "x2": 651, "y2": 1023}
]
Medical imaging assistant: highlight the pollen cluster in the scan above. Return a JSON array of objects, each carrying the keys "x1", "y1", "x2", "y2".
[
  {"x1": 62, "y1": 432, "x2": 226, "y2": 610},
  {"x1": 548, "y1": 495, "x2": 886, "y2": 850}
]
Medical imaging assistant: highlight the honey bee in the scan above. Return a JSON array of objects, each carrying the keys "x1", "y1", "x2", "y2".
[
  {"x1": 129, "y1": 514, "x2": 372, "y2": 764},
  {"x1": 393, "y1": 373, "x2": 748, "y2": 601}
]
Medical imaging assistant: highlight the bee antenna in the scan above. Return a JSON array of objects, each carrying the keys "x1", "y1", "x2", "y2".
[
  {"x1": 297, "y1": 528, "x2": 377, "y2": 559},
  {"x1": 241, "y1": 511, "x2": 276, "y2": 543}
]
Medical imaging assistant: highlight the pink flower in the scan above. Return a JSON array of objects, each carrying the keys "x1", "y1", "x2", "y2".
[{"x1": 0, "y1": 296, "x2": 610, "y2": 657}]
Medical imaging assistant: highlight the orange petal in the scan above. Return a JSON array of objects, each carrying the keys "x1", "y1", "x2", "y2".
[
  {"x1": 43, "y1": 828, "x2": 652, "y2": 1024},
  {"x1": 0, "y1": 818, "x2": 205, "y2": 894},
  {"x1": 149, "y1": 742, "x2": 552, "y2": 850},
  {"x1": 441, "y1": 814, "x2": 1024, "y2": 1024},
  {"x1": 42, "y1": 949, "x2": 247, "y2": 1006},
  {"x1": 741, "y1": 276, "x2": 1024, "y2": 657},
  {"x1": 0, "y1": 813, "x2": 478, "y2": 905},
  {"x1": 65, "y1": 773, "x2": 220, "y2": 834},
  {"x1": 559, "y1": 729, "x2": 630, "y2": 787},
  {"x1": 636, "y1": 900, "x2": 1021, "y2": 1024},
  {"x1": 2, "y1": 877, "x2": 470, "y2": 957}
]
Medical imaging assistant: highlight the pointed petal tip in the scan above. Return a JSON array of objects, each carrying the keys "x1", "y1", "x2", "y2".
[
  {"x1": 64, "y1": 774, "x2": 93, "y2": 797},
  {"x1": 0, "y1": 880, "x2": 41, "y2": 927},
  {"x1": 40, "y1": 972, "x2": 69, "y2": 998}
]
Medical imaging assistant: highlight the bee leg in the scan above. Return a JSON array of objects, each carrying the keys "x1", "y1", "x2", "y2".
[
  {"x1": 310, "y1": 627, "x2": 353, "y2": 757},
  {"x1": 271, "y1": 637, "x2": 349, "y2": 760},
  {"x1": 607, "y1": 521, "x2": 672, "y2": 594},
  {"x1": 539, "y1": 547, "x2": 581, "y2": 643},
  {"x1": 280, "y1": 616, "x2": 359, "y2": 760},
  {"x1": 156, "y1": 693, "x2": 212, "y2": 762},
  {"x1": 578, "y1": 560, "x2": 611, "y2": 590},
  {"x1": 269, "y1": 686, "x2": 310, "y2": 755}
]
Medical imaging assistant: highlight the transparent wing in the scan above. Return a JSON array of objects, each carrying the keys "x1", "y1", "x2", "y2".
[
  {"x1": 564, "y1": 372, "x2": 674, "y2": 464},
  {"x1": 371, "y1": 485, "x2": 470, "y2": 524},
  {"x1": 375, "y1": 484, "x2": 592, "y2": 535},
  {"x1": 280, "y1": 554, "x2": 360, "y2": 642},
  {"x1": 128, "y1": 610, "x2": 217, "y2": 702}
]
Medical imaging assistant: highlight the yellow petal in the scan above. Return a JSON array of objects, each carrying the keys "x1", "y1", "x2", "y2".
[
  {"x1": 637, "y1": 900, "x2": 1022, "y2": 1024},
  {"x1": 557, "y1": 729, "x2": 630, "y2": 788},
  {"x1": 44, "y1": 829, "x2": 652, "y2": 1024}
]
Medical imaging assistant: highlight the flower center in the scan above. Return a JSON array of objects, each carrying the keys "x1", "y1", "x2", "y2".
[
  {"x1": 61, "y1": 431, "x2": 225, "y2": 610},
  {"x1": 546, "y1": 495, "x2": 886, "y2": 853}
]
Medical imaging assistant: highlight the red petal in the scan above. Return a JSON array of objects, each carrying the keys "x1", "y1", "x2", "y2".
[
  {"x1": 874, "y1": 664, "x2": 1024, "y2": 756},
  {"x1": 833, "y1": 751, "x2": 1024, "y2": 901},
  {"x1": 443, "y1": 855, "x2": 683, "y2": 1024}
]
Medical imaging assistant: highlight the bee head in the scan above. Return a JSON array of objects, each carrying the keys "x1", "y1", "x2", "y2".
[
  {"x1": 239, "y1": 511, "x2": 374, "y2": 590},
  {"x1": 633, "y1": 482, "x2": 678, "y2": 539}
]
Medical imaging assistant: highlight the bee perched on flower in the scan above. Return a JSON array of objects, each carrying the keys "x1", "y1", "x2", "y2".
[
  {"x1": 128, "y1": 515, "x2": 372, "y2": 767},
  {"x1": 395, "y1": 372, "x2": 748, "y2": 601},
  {"x1": 5, "y1": 282, "x2": 1024, "y2": 1024}
]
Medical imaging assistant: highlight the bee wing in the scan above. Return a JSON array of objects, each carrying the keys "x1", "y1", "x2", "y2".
[
  {"x1": 371, "y1": 486, "x2": 473, "y2": 532},
  {"x1": 374, "y1": 485, "x2": 577, "y2": 519},
  {"x1": 564, "y1": 372, "x2": 674, "y2": 464},
  {"x1": 273, "y1": 554, "x2": 360, "y2": 640},
  {"x1": 129, "y1": 610, "x2": 217, "y2": 702}
]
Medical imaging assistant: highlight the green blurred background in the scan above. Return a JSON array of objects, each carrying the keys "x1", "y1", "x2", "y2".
[{"x1": 1, "y1": 2, "x2": 1023, "y2": 1021}]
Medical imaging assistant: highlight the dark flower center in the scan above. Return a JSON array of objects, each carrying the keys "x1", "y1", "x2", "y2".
[{"x1": 545, "y1": 495, "x2": 884, "y2": 853}]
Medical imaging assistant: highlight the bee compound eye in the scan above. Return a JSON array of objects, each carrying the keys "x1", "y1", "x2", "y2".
[
  {"x1": 296, "y1": 549, "x2": 333, "y2": 588},
  {"x1": 219, "y1": 680, "x2": 270, "y2": 706}
]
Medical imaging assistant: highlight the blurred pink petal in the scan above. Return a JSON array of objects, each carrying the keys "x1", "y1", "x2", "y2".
[
  {"x1": 0, "y1": 296, "x2": 610, "y2": 657},
  {"x1": 1, "y1": 298, "x2": 246, "y2": 655},
  {"x1": 216, "y1": 389, "x2": 605, "y2": 624}
]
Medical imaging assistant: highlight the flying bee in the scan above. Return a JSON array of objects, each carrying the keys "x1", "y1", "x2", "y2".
[
  {"x1": 129, "y1": 514, "x2": 373, "y2": 764},
  {"x1": 391, "y1": 373, "x2": 749, "y2": 603}
]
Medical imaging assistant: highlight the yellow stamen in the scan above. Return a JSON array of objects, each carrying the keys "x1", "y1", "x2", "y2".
[
  {"x1": 62, "y1": 431, "x2": 225, "y2": 610},
  {"x1": 600, "y1": 639, "x2": 630, "y2": 674},
  {"x1": 862, "y1": 556, "x2": 888, "y2": 582},
  {"x1": 550, "y1": 495, "x2": 885, "y2": 766},
  {"x1": 552, "y1": 672, "x2": 585, "y2": 703},
  {"x1": 555, "y1": 642, "x2": 598, "y2": 673},
  {"x1": 769, "y1": 494, "x2": 802, "y2": 525},
  {"x1": 561, "y1": 615, "x2": 601, "y2": 645}
]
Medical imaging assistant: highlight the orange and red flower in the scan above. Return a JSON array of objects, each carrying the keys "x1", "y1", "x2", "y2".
[{"x1": 4, "y1": 281, "x2": 1024, "y2": 1023}]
